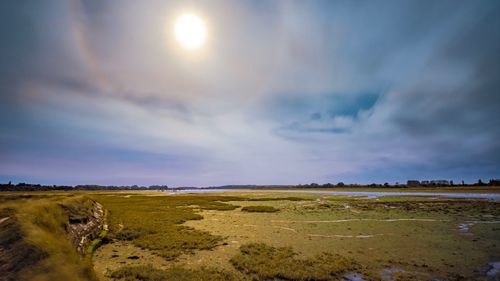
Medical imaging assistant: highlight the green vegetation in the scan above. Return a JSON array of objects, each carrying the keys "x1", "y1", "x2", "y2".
[
  {"x1": 90, "y1": 194, "x2": 242, "y2": 261},
  {"x1": 230, "y1": 243, "x2": 361, "y2": 280},
  {"x1": 241, "y1": 205, "x2": 279, "y2": 212},
  {"x1": 348, "y1": 199, "x2": 500, "y2": 216},
  {"x1": 115, "y1": 228, "x2": 141, "y2": 241},
  {"x1": 247, "y1": 197, "x2": 309, "y2": 201},
  {"x1": 110, "y1": 265, "x2": 235, "y2": 281}
]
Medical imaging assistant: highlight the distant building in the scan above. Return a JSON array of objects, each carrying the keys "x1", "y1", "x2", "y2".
[
  {"x1": 430, "y1": 180, "x2": 450, "y2": 186},
  {"x1": 407, "y1": 180, "x2": 420, "y2": 187}
]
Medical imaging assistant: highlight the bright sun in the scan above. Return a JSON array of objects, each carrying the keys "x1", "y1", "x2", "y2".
[{"x1": 174, "y1": 14, "x2": 207, "y2": 50}]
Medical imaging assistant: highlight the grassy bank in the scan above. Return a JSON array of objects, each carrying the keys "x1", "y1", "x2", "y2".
[{"x1": 0, "y1": 193, "x2": 99, "y2": 281}]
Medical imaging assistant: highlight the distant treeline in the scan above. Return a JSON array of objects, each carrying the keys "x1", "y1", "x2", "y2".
[
  {"x1": 207, "y1": 179, "x2": 500, "y2": 189},
  {"x1": 293, "y1": 179, "x2": 500, "y2": 188},
  {"x1": 0, "y1": 183, "x2": 169, "y2": 192},
  {"x1": 1, "y1": 179, "x2": 499, "y2": 192}
]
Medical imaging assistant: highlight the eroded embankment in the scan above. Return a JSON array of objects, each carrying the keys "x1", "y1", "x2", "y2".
[{"x1": 63, "y1": 201, "x2": 107, "y2": 255}]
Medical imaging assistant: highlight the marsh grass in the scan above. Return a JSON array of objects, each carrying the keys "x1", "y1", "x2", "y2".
[
  {"x1": 110, "y1": 264, "x2": 236, "y2": 281},
  {"x1": 230, "y1": 243, "x2": 362, "y2": 281},
  {"x1": 115, "y1": 228, "x2": 141, "y2": 240},
  {"x1": 91, "y1": 194, "x2": 243, "y2": 260},
  {"x1": 247, "y1": 197, "x2": 310, "y2": 201},
  {"x1": 241, "y1": 205, "x2": 279, "y2": 212},
  {"x1": 350, "y1": 199, "x2": 500, "y2": 216}
]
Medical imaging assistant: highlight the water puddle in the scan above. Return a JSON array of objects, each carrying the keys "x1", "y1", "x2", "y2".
[
  {"x1": 380, "y1": 268, "x2": 405, "y2": 281},
  {"x1": 457, "y1": 220, "x2": 500, "y2": 235},
  {"x1": 458, "y1": 223, "x2": 471, "y2": 232},
  {"x1": 486, "y1": 262, "x2": 500, "y2": 278},
  {"x1": 343, "y1": 272, "x2": 367, "y2": 281}
]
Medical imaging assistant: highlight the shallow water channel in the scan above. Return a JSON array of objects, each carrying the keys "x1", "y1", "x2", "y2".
[{"x1": 173, "y1": 188, "x2": 500, "y2": 200}]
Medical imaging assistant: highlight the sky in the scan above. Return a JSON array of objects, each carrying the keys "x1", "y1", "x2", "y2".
[{"x1": 1, "y1": 0, "x2": 499, "y2": 186}]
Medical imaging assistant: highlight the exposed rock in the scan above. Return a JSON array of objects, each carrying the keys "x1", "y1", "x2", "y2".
[{"x1": 64, "y1": 201, "x2": 107, "y2": 255}]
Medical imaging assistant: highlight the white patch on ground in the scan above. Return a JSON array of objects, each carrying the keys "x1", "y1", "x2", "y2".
[
  {"x1": 458, "y1": 220, "x2": 500, "y2": 234},
  {"x1": 273, "y1": 226, "x2": 297, "y2": 233},
  {"x1": 0, "y1": 217, "x2": 9, "y2": 224}
]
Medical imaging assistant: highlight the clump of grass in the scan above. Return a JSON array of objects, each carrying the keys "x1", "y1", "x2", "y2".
[
  {"x1": 230, "y1": 243, "x2": 360, "y2": 281},
  {"x1": 110, "y1": 265, "x2": 165, "y2": 281},
  {"x1": 110, "y1": 264, "x2": 235, "y2": 281},
  {"x1": 134, "y1": 226, "x2": 222, "y2": 260},
  {"x1": 241, "y1": 206, "x2": 279, "y2": 212},
  {"x1": 115, "y1": 228, "x2": 141, "y2": 241},
  {"x1": 199, "y1": 201, "x2": 240, "y2": 210},
  {"x1": 352, "y1": 199, "x2": 500, "y2": 217}
]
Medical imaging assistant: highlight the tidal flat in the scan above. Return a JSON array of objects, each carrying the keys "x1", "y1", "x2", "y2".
[{"x1": 91, "y1": 190, "x2": 500, "y2": 281}]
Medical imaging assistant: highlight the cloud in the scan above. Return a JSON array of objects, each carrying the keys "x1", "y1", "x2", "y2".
[{"x1": 1, "y1": 0, "x2": 499, "y2": 185}]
